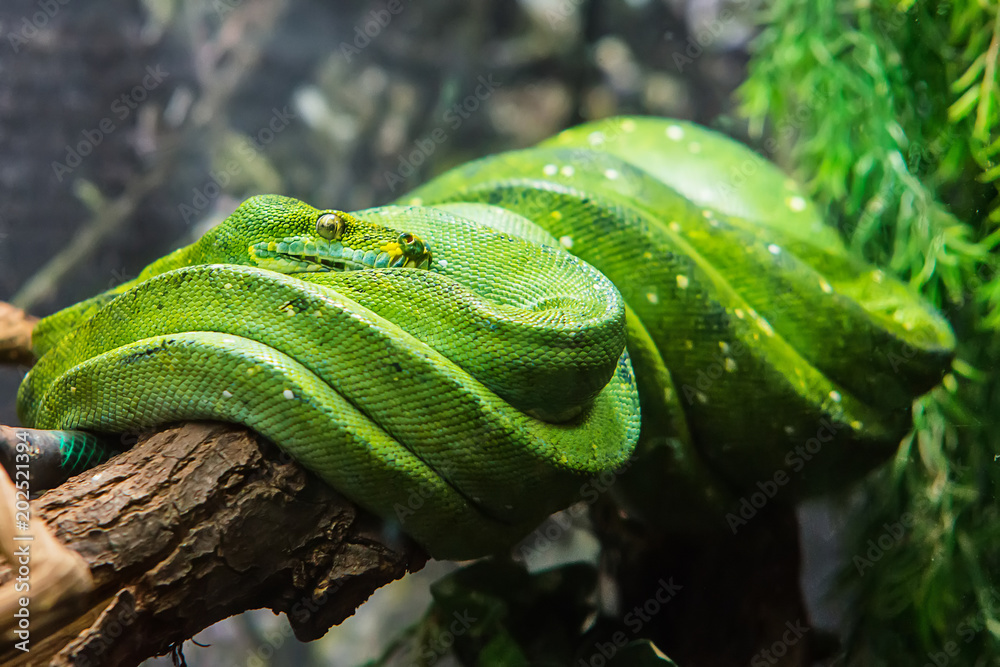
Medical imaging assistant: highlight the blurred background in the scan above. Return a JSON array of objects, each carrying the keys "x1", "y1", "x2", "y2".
[{"x1": 1, "y1": 0, "x2": 997, "y2": 665}]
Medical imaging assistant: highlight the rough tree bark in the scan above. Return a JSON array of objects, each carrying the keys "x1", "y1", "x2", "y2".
[{"x1": 0, "y1": 304, "x2": 427, "y2": 666}]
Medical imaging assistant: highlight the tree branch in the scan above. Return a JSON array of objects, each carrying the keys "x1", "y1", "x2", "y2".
[
  {"x1": 0, "y1": 303, "x2": 37, "y2": 366},
  {"x1": 0, "y1": 304, "x2": 427, "y2": 666}
]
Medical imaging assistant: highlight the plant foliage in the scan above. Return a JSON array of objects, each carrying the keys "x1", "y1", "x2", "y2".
[{"x1": 740, "y1": 1, "x2": 1000, "y2": 664}]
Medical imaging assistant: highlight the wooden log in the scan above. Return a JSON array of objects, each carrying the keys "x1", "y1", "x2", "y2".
[
  {"x1": 0, "y1": 302, "x2": 426, "y2": 666},
  {"x1": 0, "y1": 422, "x2": 426, "y2": 666}
]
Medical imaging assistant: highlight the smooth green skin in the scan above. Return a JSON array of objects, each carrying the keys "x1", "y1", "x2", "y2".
[{"x1": 18, "y1": 116, "x2": 954, "y2": 556}]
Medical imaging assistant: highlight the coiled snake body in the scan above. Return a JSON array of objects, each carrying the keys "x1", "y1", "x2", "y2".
[{"x1": 16, "y1": 117, "x2": 954, "y2": 559}]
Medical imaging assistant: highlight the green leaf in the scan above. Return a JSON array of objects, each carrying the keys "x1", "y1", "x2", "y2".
[
  {"x1": 607, "y1": 640, "x2": 679, "y2": 666},
  {"x1": 947, "y1": 83, "x2": 981, "y2": 124}
]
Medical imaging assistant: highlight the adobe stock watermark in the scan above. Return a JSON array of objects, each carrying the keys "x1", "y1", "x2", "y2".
[
  {"x1": 849, "y1": 127, "x2": 957, "y2": 239},
  {"x1": 419, "y1": 609, "x2": 477, "y2": 662},
  {"x1": 670, "y1": 0, "x2": 753, "y2": 72},
  {"x1": 516, "y1": 453, "x2": 637, "y2": 561},
  {"x1": 7, "y1": 0, "x2": 72, "y2": 53},
  {"x1": 676, "y1": 286, "x2": 815, "y2": 407},
  {"x1": 918, "y1": 592, "x2": 1000, "y2": 667},
  {"x1": 884, "y1": 326, "x2": 949, "y2": 375},
  {"x1": 212, "y1": 0, "x2": 254, "y2": 20},
  {"x1": 238, "y1": 584, "x2": 340, "y2": 667},
  {"x1": 700, "y1": 90, "x2": 829, "y2": 207},
  {"x1": 749, "y1": 619, "x2": 810, "y2": 666},
  {"x1": 576, "y1": 577, "x2": 683, "y2": 667},
  {"x1": 926, "y1": 589, "x2": 1000, "y2": 667},
  {"x1": 51, "y1": 64, "x2": 170, "y2": 182},
  {"x1": 725, "y1": 417, "x2": 847, "y2": 534},
  {"x1": 339, "y1": 0, "x2": 408, "y2": 62},
  {"x1": 11, "y1": 430, "x2": 32, "y2": 653},
  {"x1": 852, "y1": 512, "x2": 915, "y2": 576},
  {"x1": 392, "y1": 455, "x2": 635, "y2": 557},
  {"x1": 383, "y1": 74, "x2": 502, "y2": 192},
  {"x1": 70, "y1": 597, "x2": 139, "y2": 666},
  {"x1": 542, "y1": 0, "x2": 588, "y2": 29},
  {"x1": 679, "y1": 339, "x2": 751, "y2": 406},
  {"x1": 177, "y1": 105, "x2": 297, "y2": 224}
]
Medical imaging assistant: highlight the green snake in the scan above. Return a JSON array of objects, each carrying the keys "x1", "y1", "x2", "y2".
[{"x1": 14, "y1": 116, "x2": 955, "y2": 559}]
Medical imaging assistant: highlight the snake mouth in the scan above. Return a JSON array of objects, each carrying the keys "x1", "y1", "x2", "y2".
[{"x1": 250, "y1": 234, "x2": 432, "y2": 273}]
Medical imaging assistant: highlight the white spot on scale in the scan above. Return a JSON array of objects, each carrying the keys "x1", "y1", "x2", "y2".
[
  {"x1": 437, "y1": 258, "x2": 448, "y2": 268},
  {"x1": 676, "y1": 275, "x2": 689, "y2": 289},
  {"x1": 604, "y1": 168, "x2": 620, "y2": 180},
  {"x1": 283, "y1": 389, "x2": 295, "y2": 400},
  {"x1": 224, "y1": 283, "x2": 232, "y2": 289},
  {"x1": 768, "y1": 244, "x2": 781, "y2": 255},
  {"x1": 688, "y1": 141, "x2": 702, "y2": 154},
  {"x1": 829, "y1": 390, "x2": 842, "y2": 402},
  {"x1": 70, "y1": 386, "x2": 76, "y2": 393},
  {"x1": 646, "y1": 292, "x2": 659, "y2": 304},
  {"x1": 222, "y1": 390, "x2": 233, "y2": 398},
  {"x1": 543, "y1": 164, "x2": 558, "y2": 176},
  {"x1": 787, "y1": 196, "x2": 807, "y2": 212},
  {"x1": 559, "y1": 235, "x2": 574, "y2": 249},
  {"x1": 560, "y1": 165, "x2": 575, "y2": 177},
  {"x1": 666, "y1": 125, "x2": 684, "y2": 141}
]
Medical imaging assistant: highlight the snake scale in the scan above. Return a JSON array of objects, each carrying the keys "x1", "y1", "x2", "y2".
[{"x1": 15, "y1": 116, "x2": 955, "y2": 559}]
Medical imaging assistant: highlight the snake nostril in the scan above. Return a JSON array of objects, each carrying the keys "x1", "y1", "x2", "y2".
[{"x1": 395, "y1": 232, "x2": 431, "y2": 266}]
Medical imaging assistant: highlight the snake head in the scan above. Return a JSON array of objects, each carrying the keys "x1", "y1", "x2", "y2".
[{"x1": 210, "y1": 194, "x2": 432, "y2": 272}]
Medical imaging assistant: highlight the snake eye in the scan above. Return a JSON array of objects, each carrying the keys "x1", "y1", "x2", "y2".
[{"x1": 316, "y1": 213, "x2": 346, "y2": 240}]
